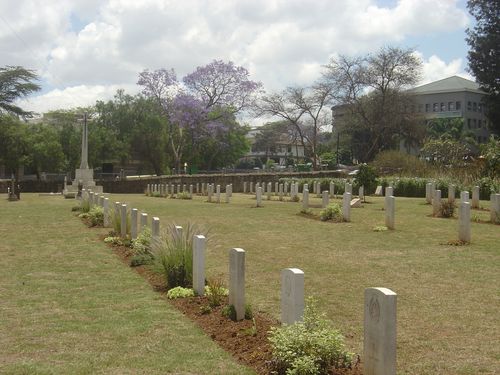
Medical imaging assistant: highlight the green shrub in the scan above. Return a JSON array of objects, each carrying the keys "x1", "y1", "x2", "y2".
[
  {"x1": 71, "y1": 206, "x2": 82, "y2": 212},
  {"x1": 245, "y1": 303, "x2": 253, "y2": 320},
  {"x1": 166, "y1": 286, "x2": 195, "y2": 299},
  {"x1": 222, "y1": 304, "x2": 237, "y2": 321},
  {"x1": 200, "y1": 305, "x2": 212, "y2": 315},
  {"x1": 268, "y1": 297, "x2": 353, "y2": 375},
  {"x1": 205, "y1": 276, "x2": 229, "y2": 307},
  {"x1": 355, "y1": 164, "x2": 378, "y2": 194},
  {"x1": 439, "y1": 201, "x2": 455, "y2": 218},
  {"x1": 87, "y1": 206, "x2": 104, "y2": 227},
  {"x1": 130, "y1": 253, "x2": 154, "y2": 267},
  {"x1": 154, "y1": 223, "x2": 207, "y2": 289},
  {"x1": 81, "y1": 199, "x2": 91, "y2": 213},
  {"x1": 104, "y1": 236, "x2": 123, "y2": 246},
  {"x1": 131, "y1": 227, "x2": 152, "y2": 256},
  {"x1": 319, "y1": 203, "x2": 343, "y2": 222},
  {"x1": 289, "y1": 195, "x2": 300, "y2": 202},
  {"x1": 300, "y1": 208, "x2": 313, "y2": 216},
  {"x1": 177, "y1": 191, "x2": 192, "y2": 200}
]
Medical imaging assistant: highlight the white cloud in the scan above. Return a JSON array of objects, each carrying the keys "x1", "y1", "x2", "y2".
[
  {"x1": 417, "y1": 53, "x2": 473, "y2": 85},
  {"x1": 2, "y1": 0, "x2": 471, "y2": 112},
  {"x1": 18, "y1": 84, "x2": 139, "y2": 114}
]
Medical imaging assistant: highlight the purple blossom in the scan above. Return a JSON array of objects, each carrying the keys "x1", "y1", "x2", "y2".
[{"x1": 183, "y1": 59, "x2": 262, "y2": 113}]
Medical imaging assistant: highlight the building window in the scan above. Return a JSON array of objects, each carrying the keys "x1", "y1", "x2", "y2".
[
  {"x1": 478, "y1": 119, "x2": 482, "y2": 128},
  {"x1": 478, "y1": 103, "x2": 482, "y2": 112},
  {"x1": 473, "y1": 119, "x2": 477, "y2": 128},
  {"x1": 473, "y1": 102, "x2": 477, "y2": 112},
  {"x1": 433, "y1": 103, "x2": 439, "y2": 112},
  {"x1": 418, "y1": 104, "x2": 423, "y2": 112},
  {"x1": 425, "y1": 103, "x2": 430, "y2": 112},
  {"x1": 287, "y1": 146, "x2": 292, "y2": 153},
  {"x1": 467, "y1": 101, "x2": 472, "y2": 111},
  {"x1": 440, "y1": 103, "x2": 446, "y2": 111},
  {"x1": 448, "y1": 102, "x2": 455, "y2": 111},
  {"x1": 467, "y1": 119, "x2": 471, "y2": 129},
  {"x1": 456, "y1": 101, "x2": 461, "y2": 110}
]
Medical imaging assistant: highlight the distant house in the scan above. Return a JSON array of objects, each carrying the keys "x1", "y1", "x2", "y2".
[
  {"x1": 408, "y1": 75, "x2": 490, "y2": 144},
  {"x1": 242, "y1": 127, "x2": 305, "y2": 167}
]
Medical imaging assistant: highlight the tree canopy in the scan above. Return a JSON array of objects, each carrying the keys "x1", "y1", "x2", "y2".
[
  {"x1": 0, "y1": 66, "x2": 41, "y2": 117},
  {"x1": 466, "y1": 0, "x2": 500, "y2": 134}
]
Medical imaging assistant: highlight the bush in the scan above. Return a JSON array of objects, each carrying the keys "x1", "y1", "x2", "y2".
[
  {"x1": 154, "y1": 223, "x2": 207, "y2": 289},
  {"x1": 319, "y1": 203, "x2": 343, "y2": 222},
  {"x1": 439, "y1": 201, "x2": 455, "y2": 218},
  {"x1": 166, "y1": 286, "x2": 195, "y2": 299},
  {"x1": 268, "y1": 297, "x2": 353, "y2": 375},
  {"x1": 222, "y1": 304, "x2": 237, "y2": 321},
  {"x1": 87, "y1": 206, "x2": 104, "y2": 227},
  {"x1": 177, "y1": 191, "x2": 192, "y2": 200},
  {"x1": 130, "y1": 253, "x2": 154, "y2": 267},
  {"x1": 81, "y1": 199, "x2": 91, "y2": 213},
  {"x1": 131, "y1": 227, "x2": 152, "y2": 256},
  {"x1": 355, "y1": 164, "x2": 377, "y2": 194},
  {"x1": 205, "y1": 276, "x2": 229, "y2": 307}
]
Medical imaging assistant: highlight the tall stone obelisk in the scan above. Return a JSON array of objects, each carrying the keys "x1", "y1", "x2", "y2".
[{"x1": 70, "y1": 112, "x2": 103, "y2": 194}]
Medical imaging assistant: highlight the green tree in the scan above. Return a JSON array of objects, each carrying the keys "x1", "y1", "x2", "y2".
[
  {"x1": 480, "y1": 135, "x2": 500, "y2": 178},
  {"x1": 0, "y1": 66, "x2": 41, "y2": 117},
  {"x1": 326, "y1": 47, "x2": 423, "y2": 162},
  {"x1": 0, "y1": 116, "x2": 30, "y2": 177},
  {"x1": 25, "y1": 124, "x2": 66, "y2": 179},
  {"x1": 466, "y1": 0, "x2": 500, "y2": 134}
]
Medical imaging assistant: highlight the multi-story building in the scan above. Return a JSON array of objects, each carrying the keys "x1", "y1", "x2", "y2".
[{"x1": 408, "y1": 75, "x2": 490, "y2": 143}]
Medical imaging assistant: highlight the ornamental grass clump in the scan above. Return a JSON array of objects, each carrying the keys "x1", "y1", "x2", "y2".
[
  {"x1": 319, "y1": 203, "x2": 343, "y2": 222},
  {"x1": 154, "y1": 223, "x2": 207, "y2": 289},
  {"x1": 439, "y1": 200, "x2": 455, "y2": 218},
  {"x1": 268, "y1": 297, "x2": 353, "y2": 375},
  {"x1": 87, "y1": 206, "x2": 104, "y2": 227}
]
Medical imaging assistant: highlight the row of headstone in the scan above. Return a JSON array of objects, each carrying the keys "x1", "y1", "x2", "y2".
[{"x1": 146, "y1": 183, "x2": 195, "y2": 199}]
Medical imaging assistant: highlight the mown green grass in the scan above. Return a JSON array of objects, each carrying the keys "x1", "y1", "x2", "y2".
[
  {"x1": 114, "y1": 191, "x2": 499, "y2": 375},
  {"x1": 0, "y1": 194, "x2": 254, "y2": 375}
]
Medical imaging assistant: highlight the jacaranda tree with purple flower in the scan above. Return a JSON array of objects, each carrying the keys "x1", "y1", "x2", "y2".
[{"x1": 137, "y1": 60, "x2": 260, "y2": 171}]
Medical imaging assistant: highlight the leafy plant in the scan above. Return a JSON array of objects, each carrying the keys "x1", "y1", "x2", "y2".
[
  {"x1": 104, "y1": 236, "x2": 123, "y2": 246},
  {"x1": 354, "y1": 164, "x2": 377, "y2": 194},
  {"x1": 222, "y1": 304, "x2": 237, "y2": 321},
  {"x1": 87, "y1": 206, "x2": 104, "y2": 227},
  {"x1": 268, "y1": 297, "x2": 353, "y2": 375},
  {"x1": 71, "y1": 206, "x2": 82, "y2": 212},
  {"x1": 81, "y1": 199, "x2": 91, "y2": 213},
  {"x1": 245, "y1": 303, "x2": 254, "y2": 320},
  {"x1": 319, "y1": 203, "x2": 343, "y2": 222},
  {"x1": 130, "y1": 253, "x2": 154, "y2": 267},
  {"x1": 300, "y1": 208, "x2": 313, "y2": 216},
  {"x1": 373, "y1": 225, "x2": 388, "y2": 232},
  {"x1": 199, "y1": 305, "x2": 212, "y2": 315},
  {"x1": 439, "y1": 201, "x2": 455, "y2": 218},
  {"x1": 166, "y1": 286, "x2": 195, "y2": 299},
  {"x1": 131, "y1": 227, "x2": 152, "y2": 256},
  {"x1": 205, "y1": 275, "x2": 229, "y2": 307},
  {"x1": 177, "y1": 191, "x2": 192, "y2": 200},
  {"x1": 289, "y1": 195, "x2": 300, "y2": 202},
  {"x1": 154, "y1": 223, "x2": 207, "y2": 289}
]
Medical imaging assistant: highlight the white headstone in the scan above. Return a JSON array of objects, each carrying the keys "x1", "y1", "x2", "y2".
[
  {"x1": 330, "y1": 181, "x2": 335, "y2": 198},
  {"x1": 448, "y1": 184, "x2": 455, "y2": 203},
  {"x1": 385, "y1": 196, "x2": 395, "y2": 230},
  {"x1": 375, "y1": 186, "x2": 383, "y2": 196},
  {"x1": 193, "y1": 235, "x2": 206, "y2": 296},
  {"x1": 302, "y1": 189, "x2": 309, "y2": 210},
  {"x1": 459, "y1": 202, "x2": 471, "y2": 243},
  {"x1": 103, "y1": 198, "x2": 110, "y2": 227},
  {"x1": 433, "y1": 190, "x2": 442, "y2": 217},
  {"x1": 385, "y1": 186, "x2": 394, "y2": 197},
  {"x1": 281, "y1": 268, "x2": 305, "y2": 325},
  {"x1": 342, "y1": 192, "x2": 351, "y2": 221},
  {"x1": 267, "y1": 182, "x2": 272, "y2": 200},
  {"x1": 472, "y1": 186, "x2": 480, "y2": 208},
  {"x1": 425, "y1": 182, "x2": 431, "y2": 203},
  {"x1": 322, "y1": 190, "x2": 329, "y2": 208},
  {"x1": 216, "y1": 185, "x2": 221, "y2": 203},
  {"x1": 256, "y1": 186, "x2": 262, "y2": 207},
  {"x1": 131, "y1": 208, "x2": 138, "y2": 240},
  {"x1": 359, "y1": 185, "x2": 365, "y2": 201},
  {"x1": 140, "y1": 213, "x2": 148, "y2": 231},
  {"x1": 364, "y1": 287, "x2": 397, "y2": 375},
  {"x1": 120, "y1": 204, "x2": 127, "y2": 238},
  {"x1": 491, "y1": 193, "x2": 500, "y2": 224},
  {"x1": 151, "y1": 217, "x2": 160, "y2": 250},
  {"x1": 243, "y1": 181, "x2": 247, "y2": 194},
  {"x1": 229, "y1": 248, "x2": 245, "y2": 321}
]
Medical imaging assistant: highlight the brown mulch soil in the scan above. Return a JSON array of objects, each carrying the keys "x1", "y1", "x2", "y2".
[{"x1": 99, "y1": 231, "x2": 363, "y2": 374}]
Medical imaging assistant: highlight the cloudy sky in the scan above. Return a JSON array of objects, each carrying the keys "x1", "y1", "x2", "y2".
[{"x1": 0, "y1": 0, "x2": 473, "y2": 115}]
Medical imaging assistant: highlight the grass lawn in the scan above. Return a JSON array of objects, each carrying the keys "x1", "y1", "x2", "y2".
[
  {"x1": 108, "y1": 191, "x2": 499, "y2": 375},
  {"x1": 0, "y1": 193, "x2": 254, "y2": 375}
]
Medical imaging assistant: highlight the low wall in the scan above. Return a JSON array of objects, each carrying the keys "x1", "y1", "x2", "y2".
[
  {"x1": 102, "y1": 171, "x2": 346, "y2": 194},
  {"x1": 0, "y1": 171, "x2": 346, "y2": 194}
]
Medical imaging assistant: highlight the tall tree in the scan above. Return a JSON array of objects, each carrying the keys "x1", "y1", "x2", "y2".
[
  {"x1": 0, "y1": 66, "x2": 41, "y2": 117},
  {"x1": 183, "y1": 59, "x2": 262, "y2": 113},
  {"x1": 254, "y1": 82, "x2": 334, "y2": 169},
  {"x1": 325, "y1": 47, "x2": 423, "y2": 162},
  {"x1": 466, "y1": 0, "x2": 500, "y2": 135}
]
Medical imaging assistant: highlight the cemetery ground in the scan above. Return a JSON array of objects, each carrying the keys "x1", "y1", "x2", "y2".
[{"x1": 1, "y1": 192, "x2": 499, "y2": 374}]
